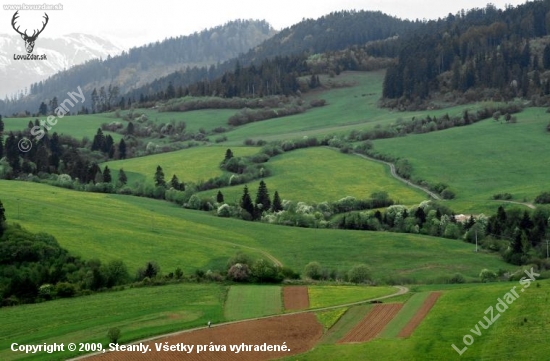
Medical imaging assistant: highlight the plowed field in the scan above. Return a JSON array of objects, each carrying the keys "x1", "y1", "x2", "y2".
[
  {"x1": 398, "y1": 292, "x2": 441, "y2": 337},
  {"x1": 87, "y1": 313, "x2": 323, "y2": 361},
  {"x1": 283, "y1": 286, "x2": 309, "y2": 311},
  {"x1": 338, "y1": 303, "x2": 403, "y2": 343}
]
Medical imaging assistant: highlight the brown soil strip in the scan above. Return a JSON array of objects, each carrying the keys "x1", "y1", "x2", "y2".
[
  {"x1": 398, "y1": 292, "x2": 441, "y2": 338},
  {"x1": 338, "y1": 303, "x2": 403, "y2": 343},
  {"x1": 87, "y1": 313, "x2": 323, "y2": 361},
  {"x1": 283, "y1": 286, "x2": 309, "y2": 311}
]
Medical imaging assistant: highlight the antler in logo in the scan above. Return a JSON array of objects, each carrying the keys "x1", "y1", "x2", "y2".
[{"x1": 11, "y1": 11, "x2": 49, "y2": 54}]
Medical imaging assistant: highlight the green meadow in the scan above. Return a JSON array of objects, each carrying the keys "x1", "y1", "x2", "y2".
[
  {"x1": 2, "y1": 113, "x2": 121, "y2": 141},
  {"x1": 373, "y1": 107, "x2": 550, "y2": 213},
  {"x1": 223, "y1": 71, "x2": 489, "y2": 145},
  {"x1": 224, "y1": 285, "x2": 282, "y2": 320},
  {"x1": 199, "y1": 147, "x2": 426, "y2": 204},
  {"x1": 0, "y1": 283, "x2": 226, "y2": 361},
  {"x1": 285, "y1": 280, "x2": 550, "y2": 361},
  {"x1": 102, "y1": 146, "x2": 258, "y2": 185},
  {"x1": 0, "y1": 181, "x2": 514, "y2": 280}
]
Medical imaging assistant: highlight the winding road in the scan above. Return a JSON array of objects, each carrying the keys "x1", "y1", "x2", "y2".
[{"x1": 350, "y1": 152, "x2": 442, "y2": 200}]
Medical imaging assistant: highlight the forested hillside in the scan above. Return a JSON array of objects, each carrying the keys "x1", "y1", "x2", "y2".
[
  {"x1": 0, "y1": 20, "x2": 275, "y2": 115},
  {"x1": 382, "y1": 1, "x2": 550, "y2": 108}
]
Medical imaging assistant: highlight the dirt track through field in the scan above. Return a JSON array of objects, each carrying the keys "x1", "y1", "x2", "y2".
[
  {"x1": 338, "y1": 303, "x2": 403, "y2": 343},
  {"x1": 283, "y1": 286, "x2": 309, "y2": 311},
  {"x1": 398, "y1": 292, "x2": 441, "y2": 337},
  {"x1": 87, "y1": 313, "x2": 322, "y2": 361}
]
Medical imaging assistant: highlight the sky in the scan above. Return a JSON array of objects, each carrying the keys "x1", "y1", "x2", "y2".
[{"x1": 0, "y1": 0, "x2": 530, "y2": 48}]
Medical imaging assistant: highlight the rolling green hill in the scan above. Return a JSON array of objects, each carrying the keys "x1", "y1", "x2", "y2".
[
  {"x1": 101, "y1": 146, "x2": 258, "y2": 186},
  {"x1": 199, "y1": 147, "x2": 426, "y2": 204},
  {"x1": 0, "y1": 181, "x2": 514, "y2": 281},
  {"x1": 372, "y1": 107, "x2": 550, "y2": 213}
]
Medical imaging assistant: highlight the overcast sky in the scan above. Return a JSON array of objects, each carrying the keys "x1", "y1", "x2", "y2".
[{"x1": 1, "y1": 0, "x2": 530, "y2": 48}]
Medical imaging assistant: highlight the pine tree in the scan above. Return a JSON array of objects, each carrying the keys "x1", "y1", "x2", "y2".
[
  {"x1": 170, "y1": 174, "x2": 180, "y2": 190},
  {"x1": 217, "y1": 190, "x2": 224, "y2": 203},
  {"x1": 154, "y1": 165, "x2": 166, "y2": 187},
  {"x1": 0, "y1": 199, "x2": 6, "y2": 235},
  {"x1": 255, "y1": 180, "x2": 271, "y2": 211},
  {"x1": 224, "y1": 149, "x2": 234, "y2": 163},
  {"x1": 240, "y1": 185, "x2": 255, "y2": 218},
  {"x1": 103, "y1": 166, "x2": 112, "y2": 183},
  {"x1": 91, "y1": 129, "x2": 105, "y2": 152},
  {"x1": 118, "y1": 168, "x2": 127, "y2": 185},
  {"x1": 271, "y1": 191, "x2": 283, "y2": 212},
  {"x1": 118, "y1": 139, "x2": 127, "y2": 159}
]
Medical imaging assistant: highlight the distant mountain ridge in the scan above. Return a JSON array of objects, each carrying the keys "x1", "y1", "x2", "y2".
[
  {"x1": 124, "y1": 10, "x2": 420, "y2": 101},
  {"x1": 0, "y1": 19, "x2": 276, "y2": 115},
  {"x1": 0, "y1": 33, "x2": 125, "y2": 99}
]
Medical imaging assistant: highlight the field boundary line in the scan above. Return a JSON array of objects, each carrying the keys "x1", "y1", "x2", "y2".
[{"x1": 69, "y1": 286, "x2": 408, "y2": 360}]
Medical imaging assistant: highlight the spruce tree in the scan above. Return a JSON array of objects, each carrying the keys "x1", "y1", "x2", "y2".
[
  {"x1": 103, "y1": 166, "x2": 112, "y2": 183},
  {"x1": 154, "y1": 166, "x2": 166, "y2": 187},
  {"x1": 217, "y1": 190, "x2": 224, "y2": 203},
  {"x1": 118, "y1": 168, "x2": 127, "y2": 185},
  {"x1": 118, "y1": 139, "x2": 127, "y2": 159},
  {"x1": 255, "y1": 180, "x2": 271, "y2": 211},
  {"x1": 271, "y1": 191, "x2": 283, "y2": 212},
  {"x1": 0, "y1": 199, "x2": 6, "y2": 236},
  {"x1": 240, "y1": 185, "x2": 255, "y2": 218},
  {"x1": 91, "y1": 129, "x2": 105, "y2": 152},
  {"x1": 224, "y1": 149, "x2": 234, "y2": 162},
  {"x1": 170, "y1": 174, "x2": 180, "y2": 190}
]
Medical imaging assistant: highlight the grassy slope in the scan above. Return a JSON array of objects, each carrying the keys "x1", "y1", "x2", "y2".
[
  {"x1": 224, "y1": 285, "x2": 282, "y2": 320},
  {"x1": 373, "y1": 107, "x2": 550, "y2": 213},
  {"x1": 223, "y1": 71, "x2": 487, "y2": 145},
  {"x1": 2, "y1": 114, "x2": 122, "y2": 141},
  {"x1": 102, "y1": 146, "x2": 258, "y2": 185},
  {"x1": 0, "y1": 283, "x2": 226, "y2": 361},
  {"x1": 0, "y1": 181, "x2": 515, "y2": 281},
  {"x1": 285, "y1": 280, "x2": 550, "y2": 361},
  {"x1": 199, "y1": 147, "x2": 426, "y2": 204}
]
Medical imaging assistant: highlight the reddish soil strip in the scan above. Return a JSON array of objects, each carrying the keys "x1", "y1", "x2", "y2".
[
  {"x1": 87, "y1": 313, "x2": 323, "y2": 361},
  {"x1": 283, "y1": 286, "x2": 310, "y2": 311},
  {"x1": 338, "y1": 303, "x2": 403, "y2": 343},
  {"x1": 398, "y1": 292, "x2": 442, "y2": 338}
]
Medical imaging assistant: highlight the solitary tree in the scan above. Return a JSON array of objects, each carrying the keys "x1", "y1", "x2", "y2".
[
  {"x1": 217, "y1": 190, "x2": 224, "y2": 203},
  {"x1": 154, "y1": 166, "x2": 165, "y2": 187},
  {"x1": 118, "y1": 168, "x2": 127, "y2": 185},
  {"x1": 224, "y1": 149, "x2": 234, "y2": 163},
  {"x1": 271, "y1": 191, "x2": 283, "y2": 212}
]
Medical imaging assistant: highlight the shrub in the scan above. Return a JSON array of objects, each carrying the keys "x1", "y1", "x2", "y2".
[
  {"x1": 107, "y1": 327, "x2": 121, "y2": 344},
  {"x1": 55, "y1": 282, "x2": 76, "y2": 298},
  {"x1": 480, "y1": 269, "x2": 497, "y2": 283},
  {"x1": 348, "y1": 264, "x2": 371, "y2": 284},
  {"x1": 441, "y1": 188, "x2": 456, "y2": 200},
  {"x1": 227, "y1": 263, "x2": 250, "y2": 282},
  {"x1": 449, "y1": 273, "x2": 466, "y2": 284},
  {"x1": 534, "y1": 192, "x2": 550, "y2": 204},
  {"x1": 304, "y1": 261, "x2": 323, "y2": 280}
]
